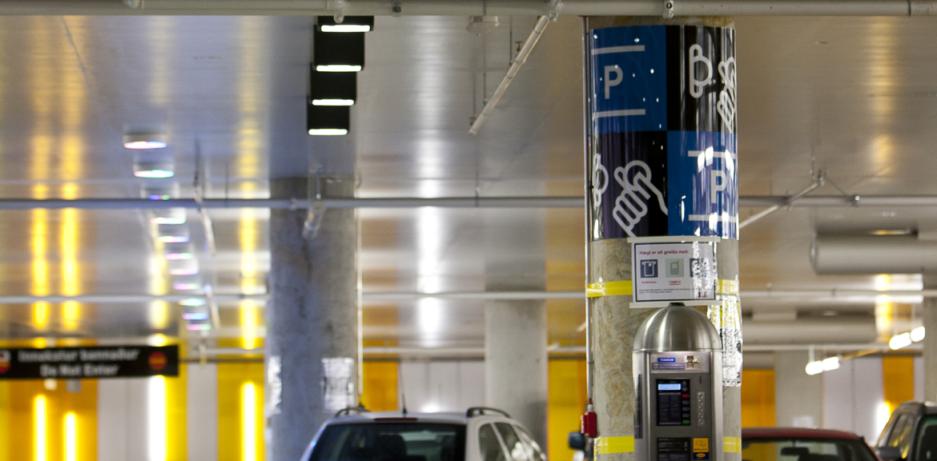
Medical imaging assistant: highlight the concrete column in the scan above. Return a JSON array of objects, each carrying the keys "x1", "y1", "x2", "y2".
[
  {"x1": 585, "y1": 16, "x2": 739, "y2": 461},
  {"x1": 266, "y1": 177, "x2": 358, "y2": 461},
  {"x1": 925, "y1": 274, "x2": 937, "y2": 400},
  {"x1": 591, "y1": 239, "x2": 651, "y2": 461},
  {"x1": 485, "y1": 301, "x2": 548, "y2": 444},
  {"x1": 774, "y1": 351, "x2": 823, "y2": 427},
  {"x1": 484, "y1": 209, "x2": 548, "y2": 447}
]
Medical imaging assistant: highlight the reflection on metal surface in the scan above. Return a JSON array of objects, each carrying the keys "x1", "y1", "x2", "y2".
[
  {"x1": 29, "y1": 22, "x2": 53, "y2": 335},
  {"x1": 147, "y1": 376, "x2": 167, "y2": 461},
  {"x1": 237, "y1": 18, "x2": 265, "y2": 350},
  {"x1": 34, "y1": 394, "x2": 47, "y2": 461},
  {"x1": 63, "y1": 411, "x2": 78, "y2": 461},
  {"x1": 148, "y1": 255, "x2": 171, "y2": 330},
  {"x1": 417, "y1": 180, "x2": 444, "y2": 346},
  {"x1": 241, "y1": 381, "x2": 258, "y2": 461}
]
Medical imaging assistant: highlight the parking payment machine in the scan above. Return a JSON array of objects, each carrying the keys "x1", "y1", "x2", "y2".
[{"x1": 633, "y1": 304, "x2": 723, "y2": 461}]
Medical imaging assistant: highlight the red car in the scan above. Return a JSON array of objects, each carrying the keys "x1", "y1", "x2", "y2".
[{"x1": 743, "y1": 427, "x2": 879, "y2": 461}]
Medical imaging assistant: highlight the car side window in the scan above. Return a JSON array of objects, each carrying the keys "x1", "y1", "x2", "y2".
[
  {"x1": 495, "y1": 422, "x2": 531, "y2": 461},
  {"x1": 513, "y1": 425, "x2": 545, "y2": 461},
  {"x1": 880, "y1": 413, "x2": 903, "y2": 447},
  {"x1": 480, "y1": 424, "x2": 507, "y2": 461},
  {"x1": 889, "y1": 414, "x2": 916, "y2": 458}
]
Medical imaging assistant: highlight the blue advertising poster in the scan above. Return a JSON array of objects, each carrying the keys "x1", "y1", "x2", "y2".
[{"x1": 589, "y1": 24, "x2": 737, "y2": 240}]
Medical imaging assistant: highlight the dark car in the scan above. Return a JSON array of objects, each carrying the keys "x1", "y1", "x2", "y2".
[
  {"x1": 875, "y1": 401, "x2": 937, "y2": 461},
  {"x1": 743, "y1": 427, "x2": 878, "y2": 461}
]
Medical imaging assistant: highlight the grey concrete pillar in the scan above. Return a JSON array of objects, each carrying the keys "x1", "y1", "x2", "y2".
[
  {"x1": 485, "y1": 300, "x2": 548, "y2": 445},
  {"x1": 774, "y1": 351, "x2": 823, "y2": 427},
  {"x1": 266, "y1": 177, "x2": 358, "y2": 461},
  {"x1": 484, "y1": 209, "x2": 548, "y2": 447},
  {"x1": 591, "y1": 239, "x2": 651, "y2": 461},
  {"x1": 925, "y1": 274, "x2": 937, "y2": 401}
]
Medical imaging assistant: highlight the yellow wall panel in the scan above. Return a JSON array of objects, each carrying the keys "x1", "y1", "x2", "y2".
[
  {"x1": 741, "y1": 369, "x2": 776, "y2": 428},
  {"x1": 166, "y1": 365, "x2": 188, "y2": 461},
  {"x1": 547, "y1": 359, "x2": 587, "y2": 461},
  {"x1": 0, "y1": 379, "x2": 97, "y2": 461},
  {"x1": 218, "y1": 362, "x2": 265, "y2": 461},
  {"x1": 361, "y1": 361, "x2": 399, "y2": 411},
  {"x1": 882, "y1": 355, "x2": 915, "y2": 415}
]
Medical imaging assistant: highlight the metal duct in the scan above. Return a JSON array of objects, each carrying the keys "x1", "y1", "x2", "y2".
[
  {"x1": 811, "y1": 235, "x2": 937, "y2": 274},
  {"x1": 742, "y1": 318, "x2": 877, "y2": 344}
]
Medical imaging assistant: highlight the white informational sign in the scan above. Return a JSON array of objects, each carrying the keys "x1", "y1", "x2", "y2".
[
  {"x1": 322, "y1": 357, "x2": 356, "y2": 412},
  {"x1": 631, "y1": 237, "x2": 717, "y2": 308}
]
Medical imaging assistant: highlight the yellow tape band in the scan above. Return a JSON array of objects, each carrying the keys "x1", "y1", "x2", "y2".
[
  {"x1": 718, "y1": 279, "x2": 740, "y2": 296},
  {"x1": 586, "y1": 280, "x2": 633, "y2": 298},
  {"x1": 595, "y1": 435, "x2": 635, "y2": 455},
  {"x1": 723, "y1": 436, "x2": 741, "y2": 453},
  {"x1": 587, "y1": 279, "x2": 739, "y2": 298}
]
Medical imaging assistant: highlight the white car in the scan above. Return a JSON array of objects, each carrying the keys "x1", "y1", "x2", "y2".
[{"x1": 301, "y1": 406, "x2": 547, "y2": 461}]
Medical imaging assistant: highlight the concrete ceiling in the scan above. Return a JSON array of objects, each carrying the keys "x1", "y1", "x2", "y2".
[{"x1": 0, "y1": 15, "x2": 933, "y2": 357}]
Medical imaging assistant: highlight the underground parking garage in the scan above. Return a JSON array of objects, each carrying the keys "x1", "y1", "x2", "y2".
[{"x1": 0, "y1": 2, "x2": 935, "y2": 461}]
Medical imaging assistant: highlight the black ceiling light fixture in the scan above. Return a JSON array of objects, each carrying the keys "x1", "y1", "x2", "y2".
[
  {"x1": 317, "y1": 16, "x2": 374, "y2": 33},
  {"x1": 313, "y1": 29, "x2": 365, "y2": 72},
  {"x1": 310, "y1": 65, "x2": 357, "y2": 107},
  {"x1": 307, "y1": 104, "x2": 350, "y2": 136}
]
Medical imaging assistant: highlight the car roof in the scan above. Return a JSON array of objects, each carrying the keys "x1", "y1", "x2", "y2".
[
  {"x1": 743, "y1": 427, "x2": 865, "y2": 441},
  {"x1": 325, "y1": 411, "x2": 512, "y2": 426},
  {"x1": 898, "y1": 401, "x2": 937, "y2": 415}
]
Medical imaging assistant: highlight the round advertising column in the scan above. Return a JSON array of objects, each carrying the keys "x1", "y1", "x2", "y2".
[{"x1": 584, "y1": 17, "x2": 741, "y2": 461}]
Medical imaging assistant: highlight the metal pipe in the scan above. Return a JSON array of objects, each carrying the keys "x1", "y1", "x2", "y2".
[
  {"x1": 744, "y1": 195, "x2": 937, "y2": 207},
  {"x1": 812, "y1": 235, "x2": 937, "y2": 274},
  {"x1": 2, "y1": 0, "x2": 936, "y2": 16},
  {"x1": 743, "y1": 318, "x2": 877, "y2": 344},
  {"x1": 470, "y1": 15, "x2": 552, "y2": 135},
  {"x1": 0, "y1": 288, "x2": 931, "y2": 304},
  {"x1": 0, "y1": 293, "x2": 267, "y2": 304},
  {"x1": 196, "y1": 342, "x2": 903, "y2": 359},
  {"x1": 0, "y1": 197, "x2": 582, "y2": 210},
  {"x1": 581, "y1": 15, "x2": 596, "y2": 407},
  {"x1": 739, "y1": 172, "x2": 823, "y2": 229},
  {"x1": 1, "y1": 194, "x2": 937, "y2": 210}
]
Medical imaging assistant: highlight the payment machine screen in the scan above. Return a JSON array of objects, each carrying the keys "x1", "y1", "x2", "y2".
[{"x1": 656, "y1": 379, "x2": 690, "y2": 426}]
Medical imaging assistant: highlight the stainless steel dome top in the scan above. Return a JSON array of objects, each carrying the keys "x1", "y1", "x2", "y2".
[{"x1": 633, "y1": 304, "x2": 722, "y2": 352}]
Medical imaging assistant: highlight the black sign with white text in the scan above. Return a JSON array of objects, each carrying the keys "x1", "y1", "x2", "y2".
[{"x1": 0, "y1": 345, "x2": 179, "y2": 380}]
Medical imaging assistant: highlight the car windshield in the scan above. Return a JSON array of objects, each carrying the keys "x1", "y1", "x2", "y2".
[
  {"x1": 742, "y1": 438, "x2": 876, "y2": 461},
  {"x1": 308, "y1": 422, "x2": 466, "y2": 461}
]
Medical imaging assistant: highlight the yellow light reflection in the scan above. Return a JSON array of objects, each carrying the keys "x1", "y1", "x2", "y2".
[
  {"x1": 239, "y1": 208, "x2": 261, "y2": 350},
  {"x1": 64, "y1": 411, "x2": 78, "y2": 461},
  {"x1": 59, "y1": 17, "x2": 86, "y2": 331},
  {"x1": 875, "y1": 274, "x2": 896, "y2": 341},
  {"x1": 148, "y1": 333, "x2": 170, "y2": 347},
  {"x1": 148, "y1": 256, "x2": 171, "y2": 330},
  {"x1": 237, "y1": 18, "x2": 265, "y2": 350},
  {"x1": 241, "y1": 381, "x2": 258, "y2": 461},
  {"x1": 33, "y1": 394, "x2": 47, "y2": 461},
  {"x1": 30, "y1": 136, "x2": 52, "y2": 334},
  {"x1": 148, "y1": 376, "x2": 167, "y2": 461}
]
